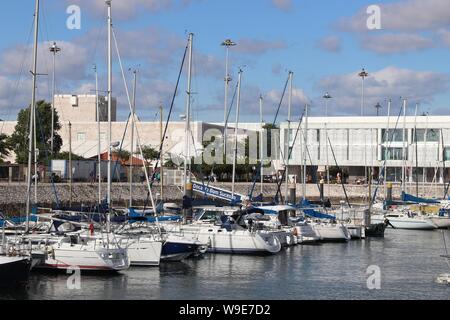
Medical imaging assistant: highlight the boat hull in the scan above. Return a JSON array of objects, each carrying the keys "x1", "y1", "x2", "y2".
[
  {"x1": 118, "y1": 238, "x2": 162, "y2": 267},
  {"x1": 180, "y1": 226, "x2": 282, "y2": 255},
  {"x1": 372, "y1": 215, "x2": 437, "y2": 230},
  {"x1": 312, "y1": 224, "x2": 351, "y2": 242},
  {"x1": 36, "y1": 246, "x2": 129, "y2": 271},
  {"x1": 0, "y1": 256, "x2": 30, "y2": 285},
  {"x1": 161, "y1": 237, "x2": 204, "y2": 262}
]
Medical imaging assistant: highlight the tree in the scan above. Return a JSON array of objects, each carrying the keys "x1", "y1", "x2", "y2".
[
  {"x1": 141, "y1": 146, "x2": 159, "y2": 161},
  {"x1": 8, "y1": 100, "x2": 62, "y2": 164},
  {"x1": 0, "y1": 133, "x2": 11, "y2": 163},
  {"x1": 54, "y1": 152, "x2": 86, "y2": 161}
]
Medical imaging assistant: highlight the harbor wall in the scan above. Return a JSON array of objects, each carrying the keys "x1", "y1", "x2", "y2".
[{"x1": 0, "y1": 182, "x2": 446, "y2": 215}]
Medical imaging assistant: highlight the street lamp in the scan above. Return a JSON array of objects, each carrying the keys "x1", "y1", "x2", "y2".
[
  {"x1": 323, "y1": 92, "x2": 332, "y2": 187},
  {"x1": 49, "y1": 42, "x2": 61, "y2": 155},
  {"x1": 323, "y1": 92, "x2": 332, "y2": 117},
  {"x1": 358, "y1": 68, "x2": 369, "y2": 117},
  {"x1": 221, "y1": 39, "x2": 237, "y2": 156},
  {"x1": 375, "y1": 102, "x2": 382, "y2": 116}
]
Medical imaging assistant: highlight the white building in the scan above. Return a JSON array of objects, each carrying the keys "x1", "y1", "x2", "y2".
[{"x1": 279, "y1": 116, "x2": 450, "y2": 183}]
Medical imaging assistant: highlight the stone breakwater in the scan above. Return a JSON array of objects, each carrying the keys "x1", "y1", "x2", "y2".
[{"x1": 0, "y1": 182, "x2": 446, "y2": 215}]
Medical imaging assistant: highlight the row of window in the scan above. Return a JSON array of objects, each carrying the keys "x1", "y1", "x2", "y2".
[{"x1": 76, "y1": 132, "x2": 106, "y2": 142}]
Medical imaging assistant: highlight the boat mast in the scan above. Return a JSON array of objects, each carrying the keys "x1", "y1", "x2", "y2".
[
  {"x1": 25, "y1": 0, "x2": 40, "y2": 233},
  {"x1": 231, "y1": 69, "x2": 243, "y2": 199},
  {"x1": 414, "y1": 103, "x2": 419, "y2": 197},
  {"x1": 302, "y1": 104, "x2": 308, "y2": 200},
  {"x1": 401, "y1": 98, "x2": 407, "y2": 195},
  {"x1": 160, "y1": 105, "x2": 164, "y2": 201},
  {"x1": 94, "y1": 65, "x2": 102, "y2": 206},
  {"x1": 384, "y1": 99, "x2": 391, "y2": 190},
  {"x1": 130, "y1": 69, "x2": 137, "y2": 208},
  {"x1": 184, "y1": 33, "x2": 193, "y2": 195},
  {"x1": 259, "y1": 95, "x2": 264, "y2": 196},
  {"x1": 106, "y1": 0, "x2": 112, "y2": 233},
  {"x1": 284, "y1": 71, "x2": 293, "y2": 204}
]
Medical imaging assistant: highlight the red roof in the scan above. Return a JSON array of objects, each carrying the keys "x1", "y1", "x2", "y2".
[{"x1": 97, "y1": 152, "x2": 145, "y2": 166}]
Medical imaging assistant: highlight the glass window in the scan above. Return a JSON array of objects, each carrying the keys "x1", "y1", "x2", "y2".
[
  {"x1": 77, "y1": 132, "x2": 86, "y2": 142},
  {"x1": 413, "y1": 129, "x2": 440, "y2": 142},
  {"x1": 382, "y1": 129, "x2": 406, "y2": 142},
  {"x1": 444, "y1": 148, "x2": 450, "y2": 161},
  {"x1": 381, "y1": 147, "x2": 407, "y2": 160}
]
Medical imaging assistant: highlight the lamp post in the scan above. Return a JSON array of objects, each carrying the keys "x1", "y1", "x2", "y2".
[
  {"x1": 221, "y1": 39, "x2": 236, "y2": 157},
  {"x1": 49, "y1": 42, "x2": 61, "y2": 155},
  {"x1": 323, "y1": 92, "x2": 332, "y2": 188},
  {"x1": 358, "y1": 68, "x2": 369, "y2": 117},
  {"x1": 375, "y1": 102, "x2": 382, "y2": 116}
]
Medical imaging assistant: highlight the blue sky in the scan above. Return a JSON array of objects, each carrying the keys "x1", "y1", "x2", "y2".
[{"x1": 0, "y1": 0, "x2": 449, "y2": 124}]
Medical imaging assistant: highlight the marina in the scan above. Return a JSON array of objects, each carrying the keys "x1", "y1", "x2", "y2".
[
  {"x1": 1, "y1": 229, "x2": 449, "y2": 300},
  {"x1": 0, "y1": 0, "x2": 450, "y2": 303}
]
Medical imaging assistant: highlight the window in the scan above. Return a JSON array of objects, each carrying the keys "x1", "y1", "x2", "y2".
[
  {"x1": 77, "y1": 132, "x2": 86, "y2": 142},
  {"x1": 381, "y1": 147, "x2": 407, "y2": 160},
  {"x1": 413, "y1": 129, "x2": 440, "y2": 142},
  {"x1": 444, "y1": 148, "x2": 450, "y2": 161},
  {"x1": 382, "y1": 129, "x2": 406, "y2": 142}
]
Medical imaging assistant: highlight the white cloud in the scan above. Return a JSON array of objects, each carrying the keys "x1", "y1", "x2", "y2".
[
  {"x1": 360, "y1": 33, "x2": 434, "y2": 54},
  {"x1": 316, "y1": 36, "x2": 341, "y2": 53},
  {"x1": 67, "y1": 0, "x2": 192, "y2": 20},
  {"x1": 270, "y1": 0, "x2": 293, "y2": 12},
  {"x1": 339, "y1": 0, "x2": 450, "y2": 32},
  {"x1": 234, "y1": 38, "x2": 288, "y2": 54},
  {"x1": 316, "y1": 66, "x2": 450, "y2": 116}
]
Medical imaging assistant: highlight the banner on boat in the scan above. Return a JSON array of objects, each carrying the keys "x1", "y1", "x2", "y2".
[{"x1": 192, "y1": 182, "x2": 245, "y2": 204}]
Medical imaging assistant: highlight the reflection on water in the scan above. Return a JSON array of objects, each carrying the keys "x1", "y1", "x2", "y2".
[{"x1": 1, "y1": 229, "x2": 449, "y2": 300}]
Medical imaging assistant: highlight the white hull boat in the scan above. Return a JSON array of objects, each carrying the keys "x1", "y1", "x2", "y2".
[
  {"x1": 346, "y1": 225, "x2": 366, "y2": 239},
  {"x1": 293, "y1": 221, "x2": 321, "y2": 244},
  {"x1": 26, "y1": 234, "x2": 130, "y2": 271},
  {"x1": 311, "y1": 223, "x2": 351, "y2": 242},
  {"x1": 428, "y1": 217, "x2": 450, "y2": 229},
  {"x1": 117, "y1": 236, "x2": 162, "y2": 266},
  {"x1": 180, "y1": 225, "x2": 282, "y2": 255},
  {"x1": 372, "y1": 214, "x2": 437, "y2": 230}
]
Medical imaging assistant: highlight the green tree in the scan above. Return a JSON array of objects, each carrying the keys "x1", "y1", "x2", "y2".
[
  {"x1": 54, "y1": 152, "x2": 86, "y2": 161},
  {"x1": 8, "y1": 101, "x2": 62, "y2": 164},
  {"x1": 0, "y1": 133, "x2": 11, "y2": 163},
  {"x1": 141, "y1": 146, "x2": 159, "y2": 161}
]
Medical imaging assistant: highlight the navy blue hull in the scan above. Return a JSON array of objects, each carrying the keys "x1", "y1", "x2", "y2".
[
  {"x1": 0, "y1": 258, "x2": 30, "y2": 286},
  {"x1": 161, "y1": 242, "x2": 200, "y2": 261}
]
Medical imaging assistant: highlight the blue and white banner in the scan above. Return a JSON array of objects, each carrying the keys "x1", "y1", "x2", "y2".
[{"x1": 192, "y1": 181, "x2": 244, "y2": 204}]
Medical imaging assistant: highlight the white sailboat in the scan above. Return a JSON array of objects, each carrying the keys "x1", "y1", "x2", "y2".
[
  {"x1": 371, "y1": 210, "x2": 438, "y2": 230},
  {"x1": 165, "y1": 207, "x2": 282, "y2": 255}
]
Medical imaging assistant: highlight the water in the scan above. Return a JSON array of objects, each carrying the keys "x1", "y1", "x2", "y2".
[{"x1": 1, "y1": 229, "x2": 450, "y2": 300}]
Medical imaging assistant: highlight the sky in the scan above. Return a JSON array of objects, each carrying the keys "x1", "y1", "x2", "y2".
[{"x1": 0, "y1": 0, "x2": 449, "y2": 126}]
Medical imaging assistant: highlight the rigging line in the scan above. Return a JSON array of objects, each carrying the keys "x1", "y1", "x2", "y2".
[
  {"x1": 34, "y1": 102, "x2": 60, "y2": 208},
  {"x1": 143, "y1": 41, "x2": 189, "y2": 211},
  {"x1": 0, "y1": 17, "x2": 35, "y2": 134},
  {"x1": 149, "y1": 39, "x2": 189, "y2": 188},
  {"x1": 328, "y1": 136, "x2": 351, "y2": 208},
  {"x1": 272, "y1": 73, "x2": 290, "y2": 126},
  {"x1": 274, "y1": 112, "x2": 305, "y2": 202},
  {"x1": 112, "y1": 27, "x2": 160, "y2": 225},
  {"x1": 372, "y1": 103, "x2": 405, "y2": 204}
]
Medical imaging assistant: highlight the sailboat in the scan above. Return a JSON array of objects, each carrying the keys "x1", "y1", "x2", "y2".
[
  {"x1": 20, "y1": 0, "x2": 131, "y2": 272},
  {"x1": 1, "y1": 228, "x2": 31, "y2": 285}
]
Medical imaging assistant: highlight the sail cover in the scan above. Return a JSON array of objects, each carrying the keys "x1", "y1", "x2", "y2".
[{"x1": 401, "y1": 192, "x2": 440, "y2": 204}]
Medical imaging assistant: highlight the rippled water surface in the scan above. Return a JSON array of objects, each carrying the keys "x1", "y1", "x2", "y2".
[{"x1": 1, "y1": 229, "x2": 450, "y2": 300}]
